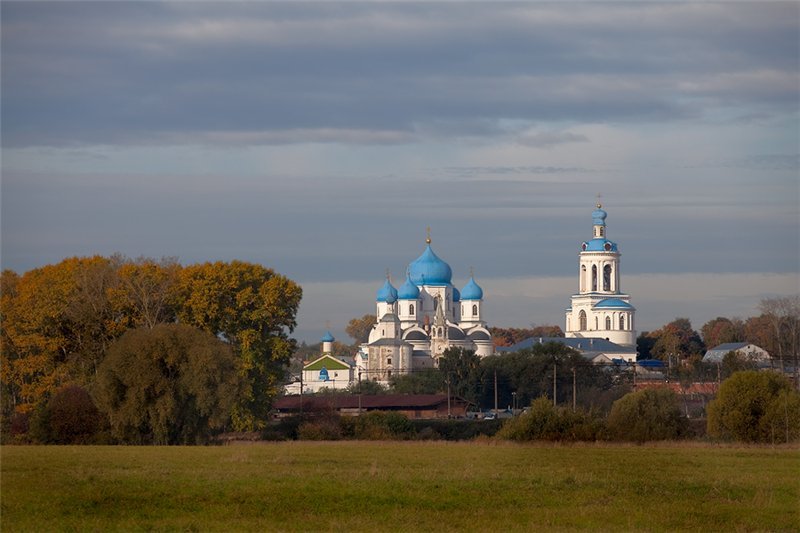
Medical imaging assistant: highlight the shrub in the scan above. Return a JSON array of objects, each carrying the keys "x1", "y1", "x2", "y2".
[
  {"x1": 607, "y1": 388, "x2": 688, "y2": 442},
  {"x1": 707, "y1": 370, "x2": 800, "y2": 443},
  {"x1": 354, "y1": 411, "x2": 415, "y2": 440},
  {"x1": 497, "y1": 397, "x2": 605, "y2": 442},
  {"x1": 297, "y1": 418, "x2": 343, "y2": 440}
]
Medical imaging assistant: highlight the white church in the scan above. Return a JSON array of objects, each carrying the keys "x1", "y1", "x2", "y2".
[
  {"x1": 294, "y1": 202, "x2": 638, "y2": 392},
  {"x1": 355, "y1": 232, "x2": 494, "y2": 383}
]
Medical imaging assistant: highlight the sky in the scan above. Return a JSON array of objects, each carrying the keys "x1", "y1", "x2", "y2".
[{"x1": 2, "y1": 1, "x2": 798, "y2": 344}]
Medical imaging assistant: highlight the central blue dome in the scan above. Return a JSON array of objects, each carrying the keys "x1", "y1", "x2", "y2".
[{"x1": 409, "y1": 244, "x2": 452, "y2": 286}]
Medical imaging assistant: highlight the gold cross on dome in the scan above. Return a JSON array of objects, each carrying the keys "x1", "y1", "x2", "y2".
[
  {"x1": 426, "y1": 226, "x2": 431, "y2": 244},
  {"x1": 596, "y1": 192, "x2": 603, "y2": 208}
]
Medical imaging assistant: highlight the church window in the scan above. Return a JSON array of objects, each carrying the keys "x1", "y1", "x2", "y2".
[
  {"x1": 409, "y1": 304, "x2": 415, "y2": 316},
  {"x1": 603, "y1": 265, "x2": 612, "y2": 291},
  {"x1": 580, "y1": 265, "x2": 586, "y2": 292},
  {"x1": 438, "y1": 327, "x2": 443, "y2": 337},
  {"x1": 599, "y1": 227, "x2": 605, "y2": 237},
  {"x1": 592, "y1": 265, "x2": 597, "y2": 291},
  {"x1": 387, "y1": 370, "x2": 392, "y2": 379},
  {"x1": 387, "y1": 357, "x2": 392, "y2": 365},
  {"x1": 619, "y1": 315, "x2": 625, "y2": 330},
  {"x1": 605, "y1": 316, "x2": 611, "y2": 330},
  {"x1": 472, "y1": 304, "x2": 478, "y2": 316},
  {"x1": 433, "y1": 298, "x2": 438, "y2": 311},
  {"x1": 579, "y1": 310, "x2": 587, "y2": 330},
  {"x1": 595, "y1": 317, "x2": 598, "y2": 330}
]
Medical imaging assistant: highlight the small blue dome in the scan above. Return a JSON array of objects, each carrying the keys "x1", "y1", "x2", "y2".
[
  {"x1": 461, "y1": 276, "x2": 483, "y2": 300},
  {"x1": 409, "y1": 244, "x2": 452, "y2": 286},
  {"x1": 452, "y1": 286, "x2": 461, "y2": 302},
  {"x1": 397, "y1": 273, "x2": 420, "y2": 300},
  {"x1": 592, "y1": 205, "x2": 607, "y2": 226},
  {"x1": 321, "y1": 331, "x2": 335, "y2": 342},
  {"x1": 376, "y1": 279, "x2": 398, "y2": 302}
]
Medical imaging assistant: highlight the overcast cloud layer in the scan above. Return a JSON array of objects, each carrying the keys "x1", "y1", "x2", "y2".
[{"x1": 2, "y1": 2, "x2": 798, "y2": 342}]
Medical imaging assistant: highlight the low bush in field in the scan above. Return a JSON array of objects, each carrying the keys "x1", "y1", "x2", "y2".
[
  {"x1": 607, "y1": 388, "x2": 688, "y2": 442},
  {"x1": 410, "y1": 418, "x2": 504, "y2": 440},
  {"x1": 497, "y1": 397, "x2": 606, "y2": 442}
]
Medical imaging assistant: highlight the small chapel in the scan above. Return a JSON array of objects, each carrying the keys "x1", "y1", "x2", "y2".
[{"x1": 356, "y1": 232, "x2": 494, "y2": 383}]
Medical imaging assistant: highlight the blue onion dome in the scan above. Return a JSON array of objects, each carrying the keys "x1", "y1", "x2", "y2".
[
  {"x1": 376, "y1": 278, "x2": 398, "y2": 302},
  {"x1": 461, "y1": 276, "x2": 483, "y2": 300},
  {"x1": 409, "y1": 242, "x2": 452, "y2": 286},
  {"x1": 321, "y1": 331, "x2": 335, "y2": 343},
  {"x1": 398, "y1": 272, "x2": 420, "y2": 300},
  {"x1": 452, "y1": 286, "x2": 461, "y2": 302},
  {"x1": 592, "y1": 203, "x2": 607, "y2": 225}
]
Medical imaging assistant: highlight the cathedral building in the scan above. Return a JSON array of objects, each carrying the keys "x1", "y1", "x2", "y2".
[
  {"x1": 565, "y1": 204, "x2": 636, "y2": 349},
  {"x1": 357, "y1": 233, "x2": 494, "y2": 383}
]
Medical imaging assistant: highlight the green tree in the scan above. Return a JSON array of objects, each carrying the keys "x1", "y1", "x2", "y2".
[
  {"x1": 651, "y1": 318, "x2": 704, "y2": 362},
  {"x1": 345, "y1": 314, "x2": 375, "y2": 344},
  {"x1": 438, "y1": 347, "x2": 481, "y2": 404},
  {"x1": 178, "y1": 261, "x2": 302, "y2": 430},
  {"x1": 607, "y1": 388, "x2": 688, "y2": 442},
  {"x1": 389, "y1": 368, "x2": 444, "y2": 394},
  {"x1": 94, "y1": 324, "x2": 244, "y2": 444},
  {"x1": 707, "y1": 370, "x2": 800, "y2": 443}
]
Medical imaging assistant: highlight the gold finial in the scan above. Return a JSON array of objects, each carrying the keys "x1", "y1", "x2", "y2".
[
  {"x1": 325, "y1": 320, "x2": 331, "y2": 330},
  {"x1": 385, "y1": 268, "x2": 391, "y2": 281},
  {"x1": 470, "y1": 266, "x2": 474, "y2": 278},
  {"x1": 596, "y1": 192, "x2": 603, "y2": 209},
  {"x1": 426, "y1": 226, "x2": 431, "y2": 244}
]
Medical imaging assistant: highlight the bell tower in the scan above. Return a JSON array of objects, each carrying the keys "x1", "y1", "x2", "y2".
[{"x1": 566, "y1": 202, "x2": 636, "y2": 349}]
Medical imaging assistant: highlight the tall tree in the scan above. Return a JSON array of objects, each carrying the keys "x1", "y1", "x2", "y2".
[
  {"x1": 650, "y1": 318, "x2": 704, "y2": 361},
  {"x1": 178, "y1": 261, "x2": 302, "y2": 430},
  {"x1": 759, "y1": 295, "x2": 800, "y2": 374},
  {"x1": 438, "y1": 347, "x2": 481, "y2": 404},
  {"x1": 700, "y1": 317, "x2": 744, "y2": 349},
  {"x1": 346, "y1": 314, "x2": 376, "y2": 344}
]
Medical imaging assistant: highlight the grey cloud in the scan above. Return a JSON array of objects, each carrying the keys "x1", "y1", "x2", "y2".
[
  {"x1": 516, "y1": 131, "x2": 589, "y2": 148},
  {"x1": 2, "y1": 2, "x2": 797, "y2": 147}
]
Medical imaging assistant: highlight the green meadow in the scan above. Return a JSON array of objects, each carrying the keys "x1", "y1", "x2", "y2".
[{"x1": 2, "y1": 442, "x2": 798, "y2": 532}]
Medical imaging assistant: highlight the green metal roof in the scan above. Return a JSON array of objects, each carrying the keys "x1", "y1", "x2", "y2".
[{"x1": 304, "y1": 354, "x2": 351, "y2": 371}]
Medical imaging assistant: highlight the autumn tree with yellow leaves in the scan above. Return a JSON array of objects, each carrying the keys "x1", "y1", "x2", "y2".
[{"x1": 1, "y1": 256, "x2": 302, "y2": 438}]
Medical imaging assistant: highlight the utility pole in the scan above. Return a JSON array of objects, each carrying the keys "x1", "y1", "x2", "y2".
[
  {"x1": 553, "y1": 358, "x2": 557, "y2": 407},
  {"x1": 358, "y1": 370, "x2": 362, "y2": 415},
  {"x1": 494, "y1": 368, "x2": 498, "y2": 416},
  {"x1": 299, "y1": 370, "x2": 304, "y2": 415},
  {"x1": 446, "y1": 374, "x2": 451, "y2": 418},
  {"x1": 572, "y1": 366, "x2": 577, "y2": 411}
]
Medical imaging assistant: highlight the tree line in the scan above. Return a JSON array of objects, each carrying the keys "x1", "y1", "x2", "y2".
[{"x1": 1, "y1": 255, "x2": 302, "y2": 443}]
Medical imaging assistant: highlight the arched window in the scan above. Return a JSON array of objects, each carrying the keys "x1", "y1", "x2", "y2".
[
  {"x1": 595, "y1": 317, "x2": 598, "y2": 330},
  {"x1": 409, "y1": 304, "x2": 415, "y2": 316},
  {"x1": 580, "y1": 265, "x2": 586, "y2": 292},
  {"x1": 579, "y1": 310, "x2": 587, "y2": 330},
  {"x1": 438, "y1": 327, "x2": 444, "y2": 338},
  {"x1": 603, "y1": 265, "x2": 612, "y2": 292},
  {"x1": 619, "y1": 315, "x2": 625, "y2": 330},
  {"x1": 433, "y1": 298, "x2": 438, "y2": 311},
  {"x1": 472, "y1": 304, "x2": 478, "y2": 317},
  {"x1": 592, "y1": 265, "x2": 598, "y2": 291},
  {"x1": 605, "y1": 316, "x2": 611, "y2": 330}
]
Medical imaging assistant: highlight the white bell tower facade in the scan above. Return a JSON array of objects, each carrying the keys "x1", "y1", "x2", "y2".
[{"x1": 565, "y1": 203, "x2": 636, "y2": 348}]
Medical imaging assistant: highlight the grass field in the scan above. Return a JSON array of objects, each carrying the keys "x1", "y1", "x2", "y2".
[{"x1": 2, "y1": 442, "x2": 798, "y2": 531}]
